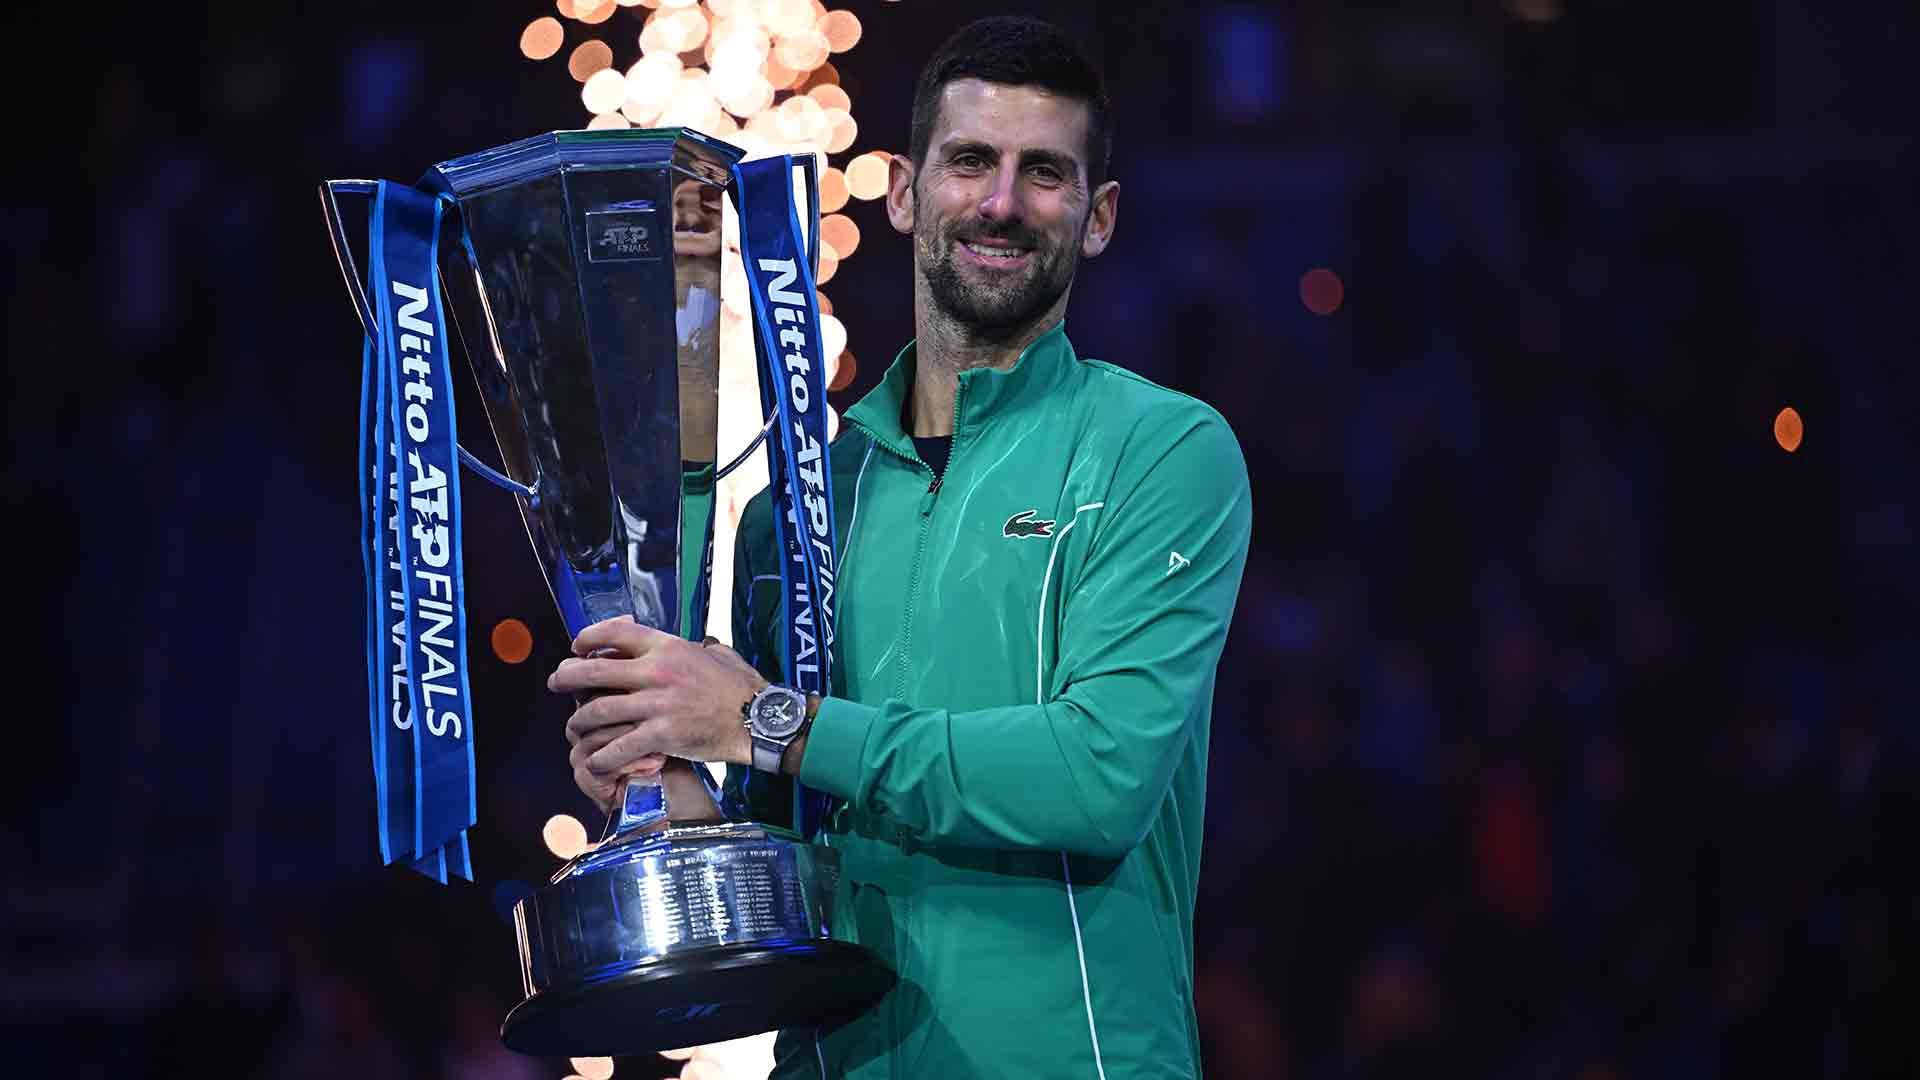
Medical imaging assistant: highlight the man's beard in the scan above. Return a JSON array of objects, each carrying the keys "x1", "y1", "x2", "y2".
[{"x1": 919, "y1": 216, "x2": 1079, "y2": 341}]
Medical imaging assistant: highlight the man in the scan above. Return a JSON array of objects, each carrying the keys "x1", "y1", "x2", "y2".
[{"x1": 550, "y1": 16, "x2": 1252, "y2": 1079}]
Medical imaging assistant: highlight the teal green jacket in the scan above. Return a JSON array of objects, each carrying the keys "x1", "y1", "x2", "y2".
[{"x1": 726, "y1": 323, "x2": 1251, "y2": 1079}]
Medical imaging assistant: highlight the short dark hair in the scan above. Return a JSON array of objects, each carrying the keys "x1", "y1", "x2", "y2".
[{"x1": 909, "y1": 16, "x2": 1112, "y2": 189}]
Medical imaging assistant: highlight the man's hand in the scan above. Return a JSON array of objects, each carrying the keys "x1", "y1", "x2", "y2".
[{"x1": 549, "y1": 617, "x2": 765, "y2": 806}]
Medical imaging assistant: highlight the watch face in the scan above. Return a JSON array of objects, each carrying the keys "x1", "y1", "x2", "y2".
[{"x1": 753, "y1": 688, "x2": 807, "y2": 739}]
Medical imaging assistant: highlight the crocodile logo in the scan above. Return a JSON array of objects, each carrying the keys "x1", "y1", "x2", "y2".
[{"x1": 1003, "y1": 509, "x2": 1055, "y2": 539}]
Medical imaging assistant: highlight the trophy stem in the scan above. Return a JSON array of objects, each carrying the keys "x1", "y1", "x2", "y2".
[{"x1": 599, "y1": 758, "x2": 726, "y2": 843}]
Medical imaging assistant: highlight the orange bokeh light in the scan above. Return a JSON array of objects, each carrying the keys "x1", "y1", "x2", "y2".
[
  {"x1": 818, "y1": 166, "x2": 849, "y2": 213},
  {"x1": 542, "y1": 815, "x2": 589, "y2": 859},
  {"x1": 491, "y1": 618, "x2": 534, "y2": 664},
  {"x1": 521, "y1": 17, "x2": 566, "y2": 61},
  {"x1": 568, "y1": 39, "x2": 615, "y2": 82},
  {"x1": 821, "y1": 213, "x2": 859, "y2": 258},
  {"x1": 807, "y1": 83, "x2": 850, "y2": 112},
  {"x1": 801, "y1": 60, "x2": 840, "y2": 89},
  {"x1": 844, "y1": 152, "x2": 889, "y2": 201},
  {"x1": 1774, "y1": 407, "x2": 1804, "y2": 452},
  {"x1": 825, "y1": 109, "x2": 857, "y2": 153},
  {"x1": 763, "y1": 55, "x2": 801, "y2": 90},
  {"x1": 821, "y1": 10, "x2": 863, "y2": 53}
]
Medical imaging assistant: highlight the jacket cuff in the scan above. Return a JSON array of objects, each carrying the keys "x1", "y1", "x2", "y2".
[{"x1": 797, "y1": 695, "x2": 874, "y2": 800}]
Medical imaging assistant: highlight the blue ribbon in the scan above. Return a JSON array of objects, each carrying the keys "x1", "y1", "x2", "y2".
[
  {"x1": 732, "y1": 156, "x2": 838, "y2": 838},
  {"x1": 360, "y1": 181, "x2": 477, "y2": 883}
]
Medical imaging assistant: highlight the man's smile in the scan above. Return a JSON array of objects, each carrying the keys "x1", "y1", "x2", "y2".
[{"x1": 957, "y1": 237, "x2": 1035, "y2": 268}]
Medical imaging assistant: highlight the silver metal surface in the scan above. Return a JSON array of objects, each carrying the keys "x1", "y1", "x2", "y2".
[
  {"x1": 426, "y1": 129, "x2": 740, "y2": 642},
  {"x1": 320, "y1": 179, "x2": 380, "y2": 338},
  {"x1": 513, "y1": 823, "x2": 841, "y2": 1000}
]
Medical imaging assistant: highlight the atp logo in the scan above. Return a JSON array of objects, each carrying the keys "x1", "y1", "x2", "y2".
[{"x1": 1003, "y1": 509, "x2": 1056, "y2": 539}]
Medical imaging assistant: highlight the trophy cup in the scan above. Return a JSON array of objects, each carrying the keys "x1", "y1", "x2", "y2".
[{"x1": 321, "y1": 127, "x2": 892, "y2": 1055}]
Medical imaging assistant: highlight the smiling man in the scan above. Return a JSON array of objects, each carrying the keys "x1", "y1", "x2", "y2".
[{"x1": 550, "y1": 16, "x2": 1252, "y2": 1079}]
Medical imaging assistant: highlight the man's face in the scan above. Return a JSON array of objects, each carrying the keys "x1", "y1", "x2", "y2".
[
  {"x1": 892, "y1": 79, "x2": 1112, "y2": 338},
  {"x1": 671, "y1": 178, "x2": 722, "y2": 258}
]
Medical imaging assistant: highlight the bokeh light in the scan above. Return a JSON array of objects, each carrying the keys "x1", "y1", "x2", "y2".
[
  {"x1": 543, "y1": 814, "x2": 589, "y2": 859},
  {"x1": 1774, "y1": 406, "x2": 1804, "y2": 452},
  {"x1": 775, "y1": 31, "x2": 831, "y2": 74},
  {"x1": 825, "y1": 109, "x2": 857, "y2": 153},
  {"x1": 569, "y1": 1057, "x2": 616, "y2": 1080},
  {"x1": 844, "y1": 152, "x2": 889, "y2": 200},
  {"x1": 829, "y1": 348, "x2": 856, "y2": 391},
  {"x1": 818, "y1": 166, "x2": 849, "y2": 212},
  {"x1": 521, "y1": 17, "x2": 567, "y2": 61},
  {"x1": 582, "y1": 67, "x2": 629, "y2": 114},
  {"x1": 820, "y1": 9, "x2": 862, "y2": 52},
  {"x1": 1299, "y1": 267, "x2": 1345, "y2": 316},
  {"x1": 821, "y1": 213, "x2": 859, "y2": 258},
  {"x1": 569, "y1": 39, "x2": 616, "y2": 81},
  {"x1": 807, "y1": 83, "x2": 851, "y2": 112},
  {"x1": 802, "y1": 60, "x2": 839, "y2": 89},
  {"x1": 491, "y1": 618, "x2": 534, "y2": 664},
  {"x1": 820, "y1": 312, "x2": 848, "y2": 364}
]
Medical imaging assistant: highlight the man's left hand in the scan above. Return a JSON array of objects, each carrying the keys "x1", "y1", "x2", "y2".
[{"x1": 549, "y1": 617, "x2": 765, "y2": 780}]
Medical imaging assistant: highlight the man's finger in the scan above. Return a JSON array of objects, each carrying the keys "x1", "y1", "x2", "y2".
[
  {"x1": 549, "y1": 656, "x2": 652, "y2": 694},
  {"x1": 568, "y1": 720, "x2": 633, "y2": 756},
  {"x1": 586, "y1": 724, "x2": 677, "y2": 777},
  {"x1": 572, "y1": 616, "x2": 671, "y2": 659},
  {"x1": 563, "y1": 689, "x2": 664, "y2": 741},
  {"x1": 573, "y1": 764, "x2": 619, "y2": 812}
]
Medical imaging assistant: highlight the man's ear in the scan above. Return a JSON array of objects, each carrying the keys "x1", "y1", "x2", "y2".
[
  {"x1": 1080, "y1": 179, "x2": 1120, "y2": 258},
  {"x1": 885, "y1": 155, "x2": 917, "y2": 235}
]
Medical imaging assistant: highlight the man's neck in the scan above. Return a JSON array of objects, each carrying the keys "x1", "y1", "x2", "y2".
[{"x1": 905, "y1": 291, "x2": 1069, "y2": 438}]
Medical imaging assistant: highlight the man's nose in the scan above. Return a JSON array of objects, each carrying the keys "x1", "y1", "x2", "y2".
[{"x1": 977, "y1": 165, "x2": 1022, "y2": 223}]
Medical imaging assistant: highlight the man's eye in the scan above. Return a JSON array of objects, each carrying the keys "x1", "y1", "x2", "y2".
[
  {"x1": 952, "y1": 154, "x2": 986, "y2": 169},
  {"x1": 1029, "y1": 166, "x2": 1063, "y2": 183}
]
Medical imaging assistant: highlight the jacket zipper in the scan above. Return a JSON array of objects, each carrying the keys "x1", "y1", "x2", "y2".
[{"x1": 894, "y1": 383, "x2": 962, "y2": 699}]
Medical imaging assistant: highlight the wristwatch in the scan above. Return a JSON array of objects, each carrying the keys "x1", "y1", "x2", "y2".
[{"x1": 744, "y1": 683, "x2": 811, "y2": 774}]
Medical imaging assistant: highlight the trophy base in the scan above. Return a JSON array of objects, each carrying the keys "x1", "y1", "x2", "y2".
[
  {"x1": 505, "y1": 822, "x2": 893, "y2": 1056},
  {"x1": 500, "y1": 938, "x2": 893, "y2": 1055}
]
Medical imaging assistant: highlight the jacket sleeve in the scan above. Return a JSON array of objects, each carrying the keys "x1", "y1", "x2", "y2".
[
  {"x1": 720, "y1": 491, "x2": 796, "y2": 829},
  {"x1": 797, "y1": 407, "x2": 1252, "y2": 857}
]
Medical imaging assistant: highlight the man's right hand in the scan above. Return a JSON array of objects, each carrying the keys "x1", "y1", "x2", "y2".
[{"x1": 568, "y1": 719, "x2": 665, "y2": 813}]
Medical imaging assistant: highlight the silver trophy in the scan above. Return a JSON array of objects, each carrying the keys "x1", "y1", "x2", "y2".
[{"x1": 321, "y1": 128, "x2": 891, "y2": 1055}]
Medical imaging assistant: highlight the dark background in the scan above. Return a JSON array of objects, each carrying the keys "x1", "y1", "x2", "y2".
[{"x1": 7, "y1": 1, "x2": 1918, "y2": 1077}]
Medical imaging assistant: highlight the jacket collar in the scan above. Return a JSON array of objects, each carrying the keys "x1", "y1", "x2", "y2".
[{"x1": 844, "y1": 321, "x2": 1077, "y2": 457}]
